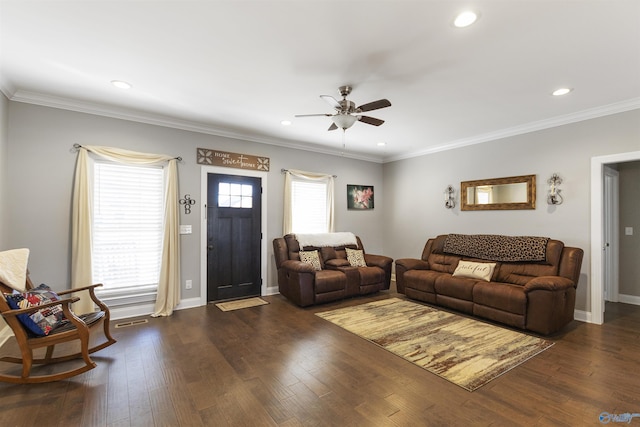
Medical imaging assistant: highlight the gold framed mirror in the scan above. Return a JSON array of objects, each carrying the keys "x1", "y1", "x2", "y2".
[{"x1": 461, "y1": 174, "x2": 536, "y2": 211}]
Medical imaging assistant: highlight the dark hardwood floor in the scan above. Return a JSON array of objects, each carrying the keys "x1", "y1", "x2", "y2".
[{"x1": 1, "y1": 289, "x2": 639, "y2": 426}]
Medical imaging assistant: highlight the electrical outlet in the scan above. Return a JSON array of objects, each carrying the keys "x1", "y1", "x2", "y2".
[{"x1": 185, "y1": 279, "x2": 192, "y2": 289}]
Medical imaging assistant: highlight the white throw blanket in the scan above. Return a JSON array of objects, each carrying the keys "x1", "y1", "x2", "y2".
[{"x1": 295, "y1": 232, "x2": 357, "y2": 248}]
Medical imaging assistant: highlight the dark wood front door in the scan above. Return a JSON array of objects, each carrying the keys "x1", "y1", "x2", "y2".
[{"x1": 207, "y1": 173, "x2": 262, "y2": 302}]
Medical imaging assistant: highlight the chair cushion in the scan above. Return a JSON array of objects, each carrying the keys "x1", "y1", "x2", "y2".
[
  {"x1": 5, "y1": 284, "x2": 65, "y2": 336},
  {"x1": 0, "y1": 248, "x2": 30, "y2": 292}
]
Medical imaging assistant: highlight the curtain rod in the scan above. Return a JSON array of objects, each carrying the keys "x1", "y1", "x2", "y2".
[
  {"x1": 281, "y1": 168, "x2": 337, "y2": 178},
  {"x1": 72, "y1": 143, "x2": 182, "y2": 161}
]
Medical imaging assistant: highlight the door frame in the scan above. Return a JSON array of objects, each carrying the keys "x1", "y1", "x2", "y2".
[
  {"x1": 590, "y1": 150, "x2": 640, "y2": 324},
  {"x1": 603, "y1": 165, "x2": 619, "y2": 304},
  {"x1": 200, "y1": 166, "x2": 268, "y2": 306}
]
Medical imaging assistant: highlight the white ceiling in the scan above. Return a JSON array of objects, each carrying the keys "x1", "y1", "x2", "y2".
[{"x1": 1, "y1": 0, "x2": 639, "y2": 163}]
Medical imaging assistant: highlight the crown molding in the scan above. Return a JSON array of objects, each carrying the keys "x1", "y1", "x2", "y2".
[
  {"x1": 383, "y1": 97, "x2": 640, "y2": 163},
  {"x1": 8, "y1": 89, "x2": 638, "y2": 165},
  {"x1": 7, "y1": 89, "x2": 385, "y2": 164}
]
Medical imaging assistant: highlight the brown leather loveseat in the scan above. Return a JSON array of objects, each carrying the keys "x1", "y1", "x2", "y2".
[
  {"x1": 273, "y1": 233, "x2": 393, "y2": 307},
  {"x1": 395, "y1": 234, "x2": 583, "y2": 335}
]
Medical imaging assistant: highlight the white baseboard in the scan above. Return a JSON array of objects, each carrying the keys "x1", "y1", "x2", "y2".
[
  {"x1": 574, "y1": 309, "x2": 591, "y2": 323},
  {"x1": 264, "y1": 286, "x2": 279, "y2": 296},
  {"x1": 109, "y1": 297, "x2": 203, "y2": 321},
  {"x1": 618, "y1": 293, "x2": 640, "y2": 306}
]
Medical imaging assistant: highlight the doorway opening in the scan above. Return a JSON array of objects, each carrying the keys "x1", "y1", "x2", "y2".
[
  {"x1": 200, "y1": 166, "x2": 268, "y2": 305},
  {"x1": 591, "y1": 150, "x2": 640, "y2": 324}
]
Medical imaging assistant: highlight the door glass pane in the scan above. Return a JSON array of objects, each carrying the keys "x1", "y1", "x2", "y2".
[{"x1": 218, "y1": 181, "x2": 252, "y2": 208}]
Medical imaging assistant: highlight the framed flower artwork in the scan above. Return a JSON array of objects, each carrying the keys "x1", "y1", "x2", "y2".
[{"x1": 347, "y1": 185, "x2": 374, "y2": 210}]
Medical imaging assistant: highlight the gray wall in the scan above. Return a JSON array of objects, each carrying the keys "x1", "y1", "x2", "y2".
[
  {"x1": 619, "y1": 161, "x2": 640, "y2": 298},
  {"x1": 383, "y1": 109, "x2": 640, "y2": 313},
  {"x1": 0, "y1": 94, "x2": 7, "y2": 248},
  {"x1": 4, "y1": 102, "x2": 384, "y2": 299},
  {"x1": 3, "y1": 100, "x2": 640, "y2": 318}
]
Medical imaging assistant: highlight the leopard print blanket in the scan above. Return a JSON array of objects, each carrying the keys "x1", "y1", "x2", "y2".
[{"x1": 443, "y1": 234, "x2": 549, "y2": 262}]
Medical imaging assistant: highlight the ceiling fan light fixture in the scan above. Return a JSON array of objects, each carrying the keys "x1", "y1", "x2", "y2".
[{"x1": 331, "y1": 114, "x2": 357, "y2": 130}]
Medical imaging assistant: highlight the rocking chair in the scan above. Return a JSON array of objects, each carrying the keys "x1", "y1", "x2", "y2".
[{"x1": 0, "y1": 273, "x2": 116, "y2": 384}]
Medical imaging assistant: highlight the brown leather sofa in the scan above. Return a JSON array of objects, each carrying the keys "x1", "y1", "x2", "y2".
[
  {"x1": 395, "y1": 234, "x2": 584, "y2": 335},
  {"x1": 273, "y1": 234, "x2": 393, "y2": 307}
]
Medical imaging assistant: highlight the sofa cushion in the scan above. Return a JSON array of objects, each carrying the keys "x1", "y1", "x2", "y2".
[
  {"x1": 358, "y1": 266, "x2": 384, "y2": 285},
  {"x1": 426, "y1": 253, "x2": 462, "y2": 274},
  {"x1": 314, "y1": 270, "x2": 346, "y2": 294},
  {"x1": 404, "y1": 270, "x2": 441, "y2": 293},
  {"x1": 434, "y1": 275, "x2": 476, "y2": 301},
  {"x1": 299, "y1": 250, "x2": 322, "y2": 271},
  {"x1": 473, "y1": 281, "x2": 527, "y2": 315},
  {"x1": 452, "y1": 261, "x2": 496, "y2": 282},
  {"x1": 346, "y1": 248, "x2": 367, "y2": 267}
]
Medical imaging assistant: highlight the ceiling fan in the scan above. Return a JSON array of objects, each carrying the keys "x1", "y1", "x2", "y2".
[{"x1": 295, "y1": 86, "x2": 391, "y2": 131}]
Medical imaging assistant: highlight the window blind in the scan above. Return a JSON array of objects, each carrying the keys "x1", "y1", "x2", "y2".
[
  {"x1": 290, "y1": 179, "x2": 329, "y2": 233},
  {"x1": 92, "y1": 162, "x2": 164, "y2": 299}
]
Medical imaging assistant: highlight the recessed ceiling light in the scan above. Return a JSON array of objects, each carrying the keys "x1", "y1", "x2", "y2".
[
  {"x1": 111, "y1": 80, "x2": 132, "y2": 89},
  {"x1": 454, "y1": 11, "x2": 478, "y2": 28},
  {"x1": 377, "y1": 142, "x2": 386, "y2": 147},
  {"x1": 281, "y1": 120, "x2": 292, "y2": 126},
  {"x1": 552, "y1": 88, "x2": 573, "y2": 96}
]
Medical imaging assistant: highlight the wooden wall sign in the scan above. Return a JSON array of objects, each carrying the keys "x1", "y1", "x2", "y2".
[{"x1": 197, "y1": 148, "x2": 270, "y2": 171}]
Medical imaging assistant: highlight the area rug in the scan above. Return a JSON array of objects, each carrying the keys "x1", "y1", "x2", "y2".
[
  {"x1": 316, "y1": 298, "x2": 554, "y2": 391},
  {"x1": 215, "y1": 297, "x2": 269, "y2": 312}
]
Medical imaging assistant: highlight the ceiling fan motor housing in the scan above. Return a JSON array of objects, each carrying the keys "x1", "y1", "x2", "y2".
[{"x1": 339, "y1": 99, "x2": 357, "y2": 114}]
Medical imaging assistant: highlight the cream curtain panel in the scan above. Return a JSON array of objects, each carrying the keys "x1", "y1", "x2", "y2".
[
  {"x1": 71, "y1": 145, "x2": 180, "y2": 316},
  {"x1": 283, "y1": 169, "x2": 335, "y2": 234}
]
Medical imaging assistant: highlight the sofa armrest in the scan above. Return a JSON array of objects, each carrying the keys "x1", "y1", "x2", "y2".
[
  {"x1": 394, "y1": 258, "x2": 429, "y2": 294},
  {"x1": 281, "y1": 260, "x2": 316, "y2": 274},
  {"x1": 524, "y1": 276, "x2": 575, "y2": 292},
  {"x1": 325, "y1": 258, "x2": 351, "y2": 268},
  {"x1": 364, "y1": 253, "x2": 393, "y2": 270},
  {"x1": 395, "y1": 258, "x2": 429, "y2": 271}
]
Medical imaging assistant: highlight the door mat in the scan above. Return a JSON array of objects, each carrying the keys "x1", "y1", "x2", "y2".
[
  {"x1": 316, "y1": 298, "x2": 554, "y2": 391},
  {"x1": 215, "y1": 297, "x2": 269, "y2": 312}
]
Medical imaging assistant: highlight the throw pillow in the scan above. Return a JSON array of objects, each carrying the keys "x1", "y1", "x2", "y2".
[
  {"x1": 5, "y1": 284, "x2": 65, "y2": 336},
  {"x1": 346, "y1": 248, "x2": 367, "y2": 268},
  {"x1": 0, "y1": 248, "x2": 30, "y2": 292},
  {"x1": 299, "y1": 250, "x2": 322, "y2": 271},
  {"x1": 452, "y1": 260, "x2": 497, "y2": 282}
]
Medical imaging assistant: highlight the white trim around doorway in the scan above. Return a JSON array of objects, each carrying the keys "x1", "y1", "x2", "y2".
[
  {"x1": 590, "y1": 150, "x2": 640, "y2": 325},
  {"x1": 200, "y1": 166, "x2": 269, "y2": 306}
]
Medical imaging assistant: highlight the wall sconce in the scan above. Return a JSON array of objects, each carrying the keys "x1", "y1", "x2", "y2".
[
  {"x1": 179, "y1": 194, "x2": 196, "y2": 214},
  {"x1": 547, "y1": 174, "x2": 563, "y2": 205},
  {"x1": 444, "y1": 185, "x2": 456, "y2": 209}
]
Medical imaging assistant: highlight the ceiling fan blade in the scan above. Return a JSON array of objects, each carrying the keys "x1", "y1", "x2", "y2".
[
  {"x1": 295, "y1": 113, "x2": 333, "y2": 117},
  {"x1": 320, "y1": 95, "x2": 341, "y2": 110},
  {"x1": 357, "y1": 99, "x2": 391, "y2": 112},
  {"x1": 328, "y1": 123, "x2": 338, "y2": 131},
  {"x1": 358, "y1": 116, "x2": 385, "y2": 126}
]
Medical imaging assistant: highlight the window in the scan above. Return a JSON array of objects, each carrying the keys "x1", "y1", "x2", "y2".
[
  {"x1": 218, "y1": 182, "x2": 253, "y2": 208},
  {"x1": 290, "y1": 179, "x2": 328, "y2": 233},
  {"x1": 92, "y1": 162, "x2": 164, "y2": 301}
]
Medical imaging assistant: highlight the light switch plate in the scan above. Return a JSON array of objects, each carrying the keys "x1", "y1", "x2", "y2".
[
  {"x1": 180, "y1": 225, "x2": 192, "y2": 234},
  {"x1": 625, "y1": 227, "x2": 633, "y2": 236}
]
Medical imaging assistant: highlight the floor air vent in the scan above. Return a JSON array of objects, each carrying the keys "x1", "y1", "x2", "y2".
[{"x1": 115, "y1": 319, "x2": 149, "y2": 329}]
